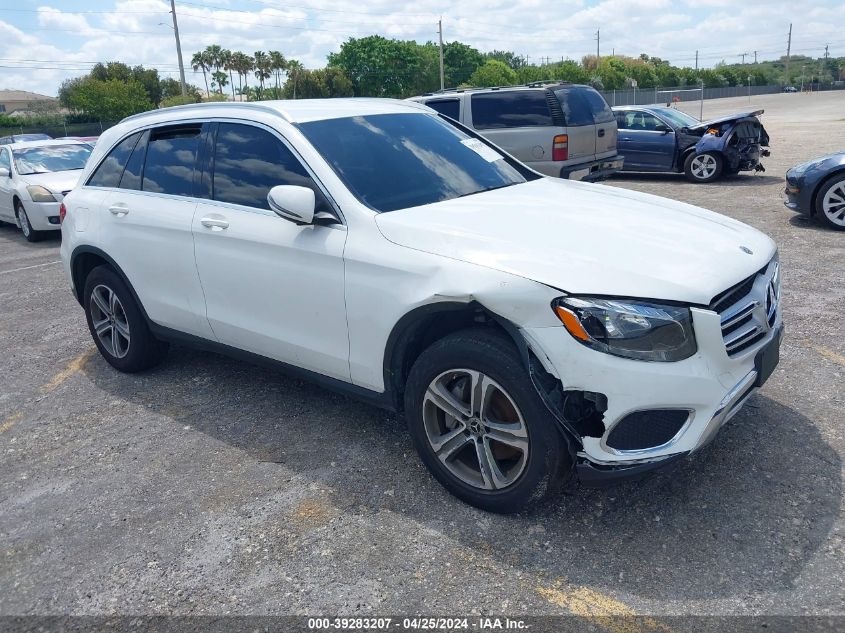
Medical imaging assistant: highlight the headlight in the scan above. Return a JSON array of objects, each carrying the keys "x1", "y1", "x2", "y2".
[
  {"x1": 26, "y1": 185, "x2": 56, "y2": 202},
  {"x1": 552, "y1": 297, "x2": 697, "y2": 362}
]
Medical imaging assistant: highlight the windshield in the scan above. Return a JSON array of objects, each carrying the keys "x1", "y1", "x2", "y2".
[
  {"x1": 12, "y1": 144, "x2": 92, "y2": 175},
  {"x1": 655, "y1": 108, "x2": 699, "y2": 128},
  {"x1": 298, "y1": 113, "x2": 530, "y2": 212}
]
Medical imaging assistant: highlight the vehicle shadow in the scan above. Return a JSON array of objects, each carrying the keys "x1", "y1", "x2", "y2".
[
  {"x1": 83, "y1": 345, "x2": 840, "y2": 603},
  {"x1": 787, "y1": 214, "x2": 839, "y2": 233},
  {"x1": 610, "y1": 172, "x2": 783, "y2": 187},
  {"x1": 0, "y1": 221, "x2": 62, "y2": 246}
]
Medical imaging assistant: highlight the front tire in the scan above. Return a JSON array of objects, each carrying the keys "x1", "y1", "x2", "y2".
[
  {"x1": 815, "y1": 174, "x2": 845, "y2": 231},
  {"x1": 684, "y1": 152, "x2": 723, "y2": 183},
  {"x1": 404, "y1": 328, "x2": 572, "y2": 513},
  {"x1": 83, "y1": 265, "x2": 169, "y2": 372},
  {"x1": 15, "y1": 201, "x2": 43, "y2": 242}
]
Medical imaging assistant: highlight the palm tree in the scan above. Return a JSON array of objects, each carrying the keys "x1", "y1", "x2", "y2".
[
  {"x1": 269, "y1": 51, "x2": 286, "y2": 91},
  {"x1": 205, "y1": 44, "x2": 224, "y2": 93},
  {"x1": 253, "y1": 51, "x2": 271, "y2": 100},
  {"x1": 212, "y1": 70, "x2": 228, "y2": 95},
  {"x1": 191, "y1": 51, "x2": 210, "y2": 97},
  {"x1": 231, "y1": 51, "x2": 253, "y2": 100},
  {"x1": 221, "y1": 49, "x2": 236, "y2": 101},
  {"x1": 286, "y1": 59, "x2": 304, "y2": 99}
]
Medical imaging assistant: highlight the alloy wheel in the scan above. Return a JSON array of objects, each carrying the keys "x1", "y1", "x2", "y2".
[
  {"x1": 18, "y1": 207, "x2": 31, "y2": 238},
  {"x1": 690, "y1": 154, "x2": 717, "y2": 180},
  {"x1": 422, "y1": 369, "x2": 529, "y2": 491},
  {"x1": 822, "y1": 181, "x2": 845, "y2": 226},
  {"x1": 90, "y1": 284, "x2": 131, "y2": 358}
]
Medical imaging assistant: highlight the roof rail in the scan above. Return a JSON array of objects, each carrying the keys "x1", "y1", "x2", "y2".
[
  {"x1": 120, "y1": 100, "x2": 289, "y2": 124},
  {"x1": 420, "y1": 80, "x2": 576, "y2": 97},
  {"x1": 524, "y1": 80, "x2": 574, "y2": 88}
]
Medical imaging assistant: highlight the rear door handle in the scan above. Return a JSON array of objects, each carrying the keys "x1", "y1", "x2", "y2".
[
  {"x1": 597, "y1": 128, "x2": 606, "y2": 137},
  {"x1": 108, "y1": 203, "x2": 129, "y2": 217},
  {"x1": 200, "y1": 216, "x2": 229, "y2": 231}
]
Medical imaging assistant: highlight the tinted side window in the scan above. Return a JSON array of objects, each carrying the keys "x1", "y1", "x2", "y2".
[
  {"x1": 120, "y1": 130, "x2": 149, "y2": 190},
  {"x1": 615, "y1": 112, "x2": 630, "y2": 129},
  {"x1": 426, "y1": 99, "x2": 460, "y2": 120},
  {"x1": 471, "y1": 91, "x2": 553, "y2": 129},
  {"x1": 87, "y1": 132, "x2": 141, "y2": 187},
  {"x1": 212, "y1": 123, "x2": 329, "y2": 212},
  {"x1": 554, "y1": 89, "x2": 594, "y2": 126},
  {"x1": 579, "y1": 87, "x2": 615, "y2": 124},
  {"x1": 142, "y1": 126, "x2": 201, "y2": 196}
]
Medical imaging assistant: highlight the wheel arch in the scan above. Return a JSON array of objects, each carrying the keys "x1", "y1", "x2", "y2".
[
  {"x1": 382, "y1": 301, "x2": 532, "y2": 412},
  {"x1": 810, "y1": 167, "x2": 845, "y2": 217},
  {"x1": 70, "y1": 246, "x2": 150, "y2": 323}
]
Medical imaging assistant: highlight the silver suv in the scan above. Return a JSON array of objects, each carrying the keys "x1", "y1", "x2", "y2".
[{"x1": 412, "y1": 82, "x2": 622, "y2": 181}]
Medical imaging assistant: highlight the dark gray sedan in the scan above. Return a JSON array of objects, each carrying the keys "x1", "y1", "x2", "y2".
[{"x1": 784, "y1": 151, "x2": 845, "y2": 230}]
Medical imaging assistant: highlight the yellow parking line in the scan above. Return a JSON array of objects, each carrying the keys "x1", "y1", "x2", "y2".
[
  {"x1": 536, "y1": 581, "x2": 676, "y2": 633},
  {"x1": 811, "y1": 345, "x2": 845, "y2": 367},
  {"x1": 0, "y1": 412, "x2": 23, "y2": 434},
  {"x1": 40, "y1": 349, "x2": 96, "y2": 394}
]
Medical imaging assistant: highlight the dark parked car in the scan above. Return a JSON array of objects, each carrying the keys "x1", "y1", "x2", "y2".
[
  {"x1": 613, "y1": 106, "x2": 770, "y2": 183},
  {"x1": 0, "y1": 133, "x2": 52, "y2": 145},
  {"x1": 784, "y1": 151, "x2": 845, "y2": 230},
  {"x1": 782, "y1": 86, "x2": 799, "y2": 93}
]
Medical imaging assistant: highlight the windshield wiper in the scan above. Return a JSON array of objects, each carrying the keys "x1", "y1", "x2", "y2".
[{"x1": 457, "y1": 182, "x2": 518, "y2": 198}]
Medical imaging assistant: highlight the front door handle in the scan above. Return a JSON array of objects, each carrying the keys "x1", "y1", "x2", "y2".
[
  {"x1": 597, "y1": 128, "x2": 606, "y2": 137},
  {"x1": 108, "y1": 203, "x2": 129, "y2": 217},
  {"x1": 200, "y1": 216, "x2": 229, "y2": 231}
]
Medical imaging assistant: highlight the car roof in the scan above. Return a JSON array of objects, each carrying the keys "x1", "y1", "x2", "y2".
[
  {"x1": 415, "y1": 82, "x2": 589, "y2": 98},
  {"x1": 120, "y1": 98, "x2": 432, "y2": 126},
  {"x1": 7, "y1": 139, "x2": 90, "y2": 150}
]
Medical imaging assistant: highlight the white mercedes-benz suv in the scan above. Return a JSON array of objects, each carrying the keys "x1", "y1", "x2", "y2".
[{"x1": 60, "y1": 99, "x2": 782, "y2": 513}]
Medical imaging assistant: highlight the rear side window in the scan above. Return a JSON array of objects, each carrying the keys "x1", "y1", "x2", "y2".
[
  {"x1": 425, "y1": 99, "x2": 460, "y2": 120},
  {"x1": 212, "y1": 123, "x2": 329, "y2": 212},
  {"x1": 142, "y1": 126, "x2": 201, "y2": 197},
  {"x1": 120, "y1": 130, "x2": 149, "y2": 190},
  {"x1": 0, "y1": 147, "x2": 10, "y2": 172},
  {"x1": 87, "y1": 132, "x2": 141, "y2": 187},
  {"x1": 471, "y1": 91, "x2": 553, "y2": 129}
]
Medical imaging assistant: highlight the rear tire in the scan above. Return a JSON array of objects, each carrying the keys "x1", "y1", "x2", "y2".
[
  {"x1": 15, "y1": 201, "x2": 43, "y2": 242},
  {"x1": 404, "y1": 328, "x2": 572, "y2": 513},
  {"x1": 684, "y1": 152, "x2": 723, "y2": 183},
  {"x1": 83, "y1": 265, "x2": 169, "y2": 372},
  {"x1": 815, "y1": 173, "x2": 845, "y2": 231}
]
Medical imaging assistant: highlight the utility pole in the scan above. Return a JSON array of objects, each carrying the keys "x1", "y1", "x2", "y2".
[
  {"x1": 753, "y1": 50, "x2": 758, "y2": 64},
  {"x1": 595, "y1": 29, "x2": 600, "y2": 64},
  {"x1": 785, "y1": 22, "x2": 792, "y2": 83},
  {"x1": 695, "y1": 49, "x2": 698, "y2": 71},
  {"x1": 739, "y1": 52, "x2": 748, "y2": 64},
  {"x1": 438, "y1": 18, "x2": 445, "y2": 91},
  {"x1": 170, "y1": 0, "x2": 187, "y2": 96}
]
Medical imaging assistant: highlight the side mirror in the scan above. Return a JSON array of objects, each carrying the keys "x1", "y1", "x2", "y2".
[
  {"x1": 267, "y1": 185, "x2": 315, "y2": 225},
  {"x1": 655, "y1": 123, "x2": 671, "y2": 134},
  {"x1": 0, "y1": 167, "x2": 9, "y2": 178}
]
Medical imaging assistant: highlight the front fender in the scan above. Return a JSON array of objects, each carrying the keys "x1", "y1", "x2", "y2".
[{"x1": 695, "y1": 133, "x2": 726, "y2": 154}]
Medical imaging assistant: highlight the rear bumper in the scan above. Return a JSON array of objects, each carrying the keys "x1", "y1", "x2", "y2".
[{"x1": 560, "y1": 155, "x2": 624, "y2": 182}]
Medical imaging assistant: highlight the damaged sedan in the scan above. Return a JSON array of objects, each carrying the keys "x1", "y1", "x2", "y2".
[
  {"x1": 61, "y1": 99, "x2": 782, "y2": 513},
  {"x1": 613, "y1": 106, "x2": 770, "y2": 183}
]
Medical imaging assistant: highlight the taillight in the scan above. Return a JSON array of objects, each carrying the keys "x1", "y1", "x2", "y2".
[
  {"x1": 552, "y1": 134, "x2": 569, "y2": 161},
  {"x1": 59, "y1": 202, "x2": 67, "y2": 223}
]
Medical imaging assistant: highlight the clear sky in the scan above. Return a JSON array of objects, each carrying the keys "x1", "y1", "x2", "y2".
[{"x1": 2, "y1": 0, "x2": 843, "y2": 96}]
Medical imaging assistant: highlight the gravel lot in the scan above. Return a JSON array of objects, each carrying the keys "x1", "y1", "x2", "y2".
[{"x1": 1, "y1": 91, "x2": 843, "y2": 623}]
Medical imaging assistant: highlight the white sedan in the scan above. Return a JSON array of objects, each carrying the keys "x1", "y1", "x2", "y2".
[{"x1": 0, "y1": 139, "x2": 92, "y2": 242}]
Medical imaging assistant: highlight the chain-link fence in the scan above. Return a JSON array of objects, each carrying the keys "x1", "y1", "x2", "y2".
[
  {"x1": 601, "y1": 83, "x2": 845, "y2": 107},
  {"x1": 0, "y1": 121, "x2": 117, "y2": 139}
]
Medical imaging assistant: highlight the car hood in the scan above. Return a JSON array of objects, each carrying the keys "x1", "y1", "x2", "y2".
[
  {"x1": 374, "y1": 178, "x2": 776, "y2": 306},
  {"x1": 18, "y1": 170, "x2": 82, "y2": 194},
  {"x1": 687, "y1": 110, "x2": 764, "y2": 132}
]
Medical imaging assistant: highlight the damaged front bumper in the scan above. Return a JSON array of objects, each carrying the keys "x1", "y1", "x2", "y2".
[{"x1": 522, "y1": 308, "x2": 783, "y2": 486}]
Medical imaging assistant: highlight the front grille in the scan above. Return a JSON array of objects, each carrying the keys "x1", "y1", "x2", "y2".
[
  {"x1": 710, "y1": 259, "x2": 780, "y2": 357},
  {"x1": 606, "y1": 409, "x2": 689, "y2": 451}
]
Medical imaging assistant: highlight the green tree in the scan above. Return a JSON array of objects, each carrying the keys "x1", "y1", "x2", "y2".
[
  {"x1": 221, "y1": 49, "x2": 236, "y2": 100},
  {"x1": 61, "y1": 77, "x2": 152, "y2": 121},
  {"x1": 285, "y1": 59, "x2": 304, "y2": 98},
  {"x1": 327, "y1": 35, "x2": 438, "y2": 97},
  {"x1": 269, "y1": 51, "x2": 287, "y2": 91},
  {"x1": 283, "y1": 67, "x2": 353, "y2": 98},
  {"x1": 253, "y1": 51, "x2": 272, "y2": 99},
  {"x1": 443, "y1": 41, "x2": 483, "y2": 87},
  {"x1": 467, "y1": 60, "x2": 517, "y2": 87},
  {"x1": 211, "y1": 70, "x2": 228, "y2": 95},
  {"x1": 230, "y1": 51, "x2": 254, "y2": 98},
  {"x1": 484, "y1": 50, "x2": 527, "y2": 71}
]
